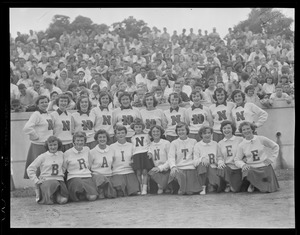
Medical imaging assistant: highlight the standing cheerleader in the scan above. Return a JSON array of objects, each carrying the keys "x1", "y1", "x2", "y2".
[
  {"x1": 194, "y1": 126, "x2": 226, "y2": 195},
  {"x1": 185, "y1": 90, "x2": 213, "y2": 142},
  {"x1": 63, "y1": 132, "x2": 98, "y2": 202},
  {"x1": 163, "y1": 93, "x2": 186, "y2": 142},
  {"x1": 50, "y1": 93, "x2": 74, "y2": 152},
  {"x1": 234, "y1": 121, "x2": 279, "y2": 193},
  {"x1": 90, "y1": 130, "x2": 117, "y2": 199},
  {"x1": 148, "y1": 125, "x2": 171, "y2": 194},
  {"x1": 130, "y1": 118, "x2": 153, "y2": 195},
  {"x1": 23, "y1": 96, "x2": 54, "y2": 179},
  {"x1": 168, "y1": 122, "x2": 201, "y2": 195},
  {"x1": 110, "y1": 125, "x2": 140, "y2": 197},
  {"x1": 209, "y1": 88, "x2": 235, "y2": 142},
  {"x1": 71, "y1": 96, "x2": 97, "y2": 149},
  {"x1": 27, "y1": 136, "x2": 69, "y2": 204},
  {"x1": 217, "y1": 121, "x2": 244, "y2": 192}
]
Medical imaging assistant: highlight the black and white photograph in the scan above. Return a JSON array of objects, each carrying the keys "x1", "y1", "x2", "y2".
[{"x1": 8, "y1": 7, "x2": 295, "y2": 228}]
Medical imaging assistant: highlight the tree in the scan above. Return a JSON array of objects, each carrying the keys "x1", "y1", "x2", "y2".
[
  {"x1": 234, "y1": 8, "x2": 294, "y2": 39},
  {"x1": 70, "y1": 15, "x2": 94, "y2": 33},
  {"x1": 111, "y1": 16, "x2": 147, "y2": 39},
  {"x1": 46, "y1": 15, "x2": 70, "y2": 40}
]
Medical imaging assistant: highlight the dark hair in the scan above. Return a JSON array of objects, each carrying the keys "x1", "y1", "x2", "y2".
[
  {"x1": 44, "y1": 78, "x2": 53, "y2": 84},
  {"x1": 72, "y1": 131, "x2": 87, "y2": 144},
  {"x1": 94, "y1": 129, "x2": 110, "y2": 143},
  {"x1": 99, "y1": 91, "x2": 112, "y2": 105},
  {"x1": 193, "y1": 82, "x2": 203, "y2": 89},
  {"x1": 231, "y1": 89, "x2": 245, "y2": 102},
  {"x1": 198, "y1": 126, "x2": 213, "y2": 138},
  {"x1": 50, "y1": 91, "x2": 58, "y2": 98},
  {"x1": 35, "y1": 95, "x2": 49, "y2": 106},
  {"x1": 76, "y1": 96, "x2": 92, "y2": 111},
  {"x1": 158, "y1": 77, "x2": 170, "y2": 88},
  {"x1": 189, "y1": 90, "x2": 204, "y2": 101},
  {"x1": 220, "y1": 120, "x2": 236, "y2": 135},
  {"x1": 142, "y1": 92, "x2": 158, "y2": 107},
  {"x1": 130, "y1": 118, "x2": 145, "y2": 130},
  {"x1": 148, "y1": 125, "x2": 165, "y2": 141},
  {"x1": 91, "y1": 84, "x2": 100, "y2": 92},
  {"x1": 168, "y1": 92, "x2": 182, "y2": 104},
  {"x1": 68, "y1": 82, "x2": 78, "y2": 90},
  {"x1": 44, "y1": 136, "x2": 63, "y2": 151},
  {"x1": 213, "y1": 88, "x2": 228, "y2": 102},
  {"x1": 238, "y1": 121, "x2": 256, "y2": 135},
  {"x1": 114, "y1": 125, "x2": 128, "y2": 135},
  {"x1": 118, "y1": 91, "x2": 132, "y2": 103},
  {"x1": 175, "y1": 122, "x2": 190, "y2": 136},
  {"x1": 55, "y1": 93, "x2": 71, "y2": 106},
  {"x1": 241, "y1": 72, "x2": 250, "y2": 81},
  {"x1": 244, "y1": 85, "x2": 255, "y2": 94},
  {"x1": 21, "y1": 71, "x2": 29, "y2": 79},
  {"x1": 266, "y1": 76, "x2": 274, "y2": 84}
]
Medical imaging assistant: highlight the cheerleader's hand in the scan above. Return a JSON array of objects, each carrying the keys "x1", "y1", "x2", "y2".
[
  {"x1": 201, "y1": 158, "x2": 209, "y2": 167},
  {"x1": 263, "y1": 158, "x2": 273, "y2": 166},
  {"x1": 149, "y1": 167, "x2": 160, "y2": 174},
  {"x1": 242, "y1": 164, "x2": 250, "y2": 172},
  {"x1": 170, "y1": 166, "x2": 179, "y2": 177},
  {"x1": 148, "y1": 152, "x2": 153, "y2": 159},
  {"x1": 217, "y1": 162, "x2": 226, "y2": 169}
]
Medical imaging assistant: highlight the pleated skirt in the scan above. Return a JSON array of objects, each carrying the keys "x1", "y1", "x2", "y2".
[
  {"x1": 24, "y1": 143, "x2": 47, "y2": 179},
  {"x1": 242, "y1": 165, "x2": 279, "y2": 193},
  {"x1": 196, "y1": 164, "x2": 226, "y2": 192},
  {"x1": 148, "y1": 170, "x2": 170, "y2": 189},
  {"x1": 37, "y1": 180, "x2": 69, "y2": 205},
  {"x1": 67, "y1": 177, "x2": 98, "y2": 202},
  {"x1": 168, "y1": 169, "x2": 201, "y2": 194},
  {"x1": 92, "y1": 174, "x2": 117, "y2": 198},
  {"x1": 111, "y1": 173, "x2": 140, "y2": 196},
  {"x1": 216, "y1": 166, "x2": 243, "y2": 192}
]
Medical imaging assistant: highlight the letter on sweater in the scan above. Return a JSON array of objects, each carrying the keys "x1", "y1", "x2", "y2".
[
  {"x1": 62, "y1": 120, "x2": 70, "y2": 131},
  {"x1": 136, "y1": 137, "x2": 144, "y2": 147},
  {"x1": 182, "y1": 149, "x2": 188, "y2": 160},
  {"x1": 46, "y1": 119, "x2": 54, "y2": 130},
  {"x1": 226, "y1": 145, "x2": 233, "y2": 157},
  {"x1": 217, "y1": 110, "x2": 227, "y2": 121},
  {"x1": 122, "y1": 115, "x2": 133, "y2": 125},
  {"x1": 171, "y1": 115, "x2": 181, "y2": 125},
  {"x1": 236, "y1": 111, "x2": 245, "y2": 122},
  {"x1": 154, "y1": 149, "x2": 160, "y2": 161},
  {"x1": 145, "y1": 119, "x2": 156, "y2": 129},
  {"x1": 51, "y1": 164, "x2": 59, "y2": 175},
  {"x1": 77, "y1": 158, "x2": 87, "y2": 170},
  {"x1": 101, "y1": 157, "x2": 108, "y2": 168},
  {"x1": 192, "y1": 114, "x2": 204, "y2": 124},
  {"x1": 251, "y1": 150, "x2": 260, "y2": 161},
  {"x1": 208, "y1": 153, "x2": 215, "y2": 164},
  {"x1": 103, "y1": 115, "x2": 111, "y2": 125},
  {"x1": 121, "y1": 151, "x2": 125, "y2": 162},
  {"x1": 81, "y1": 120, "x2": 93, "y2": 130}
]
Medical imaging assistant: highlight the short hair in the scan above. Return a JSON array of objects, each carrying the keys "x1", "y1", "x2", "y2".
[
  {"x1": 213, "y1": 87, "x2": 228, "y2": 101},
  {"x1": 99, "y1": 91, "x2": 113, "y2": 104},
  {"x1": 148, "y1": 125, "x2": 165, "y2": 141},
  {"x1": 79, "y1": 82, "x2": 87, "y2": 87},
  {"x1": 44, "y1": 78, "x2": 53, "y2": 84},
  {"x1": 44, "y1": 136, "x2": 63, "y2": 151},
  {"x1": 68, "y1": 82, "x2": 78, "y2": 90},
  {"x1": 114, "y1": 125, "x2": 127, "y2": 135},
  {"x1": 241, "y1": 72, "x2": 250, "y2": 81},
  {"x1": 175, "y1": 122, "x2": 190, "y2": 136},
  {"x1": 118, "y1": 91, "x2": 132, "y2": 103},
  {"x1": 238, "y1": 121, "x2": 256, "y2": 135},
  {"x1": 35, "y1": 95, "x2": 49, "y2": 106},
  {"x1": 168, "y1": 92, "x2": 182, "y2": 104},
  {"x1": 18, "y1": 83, "x2": 26, "y2": 90},
  {"x1": 142, "y1": 92, "x2": 158, "y2": 107},
  {"x1": 91, "y1": 84, "x2": 100, "y2": 92},
  {"x1": 208, "y1": 77, "x2": 216, "y2": 83},
  {"x1": 220, "y1": 120, "x2": 236, "y2": 135},
  {"x1": 231, "y1": 89, "x2": 245, "y2": 102},
  {"x1": 189, "y1": 90, "x2": 204, "y2": 101},
  {"x1": 245, "y1": 85, "x2": 255, "y2": 94},
  {"x1": 55, "y1": 93, "x2": 71, "y2": 106},
  {"x1": 50, "y1": 91, "x2": 58, "y2": 98},
  {"x1": 198, "y1": 126, "x2": 213, "y2": 138},
  {"x1": 193, "y1": 82, "x2": 203, "y2": 89},
  {"x1": 266, "y1": 76, "x2": 274, "y2": 83},
  {"x1": 275, "y1": 84, "x2": 283, "y2": 89},
  {"x1": 94, "y1": 129, "x2": 110, "y2": 143},
  {"x1": 72, "y1": 131, "x2": 87, "y2": 144},
  {"x1": 130, "y1": 118, "x2": 145, "y2": 130},
  {"x1": 76, "y1": 96, "x2": 92, "y2": 111},
  {"x1": 33, "y1": 79, "x2": 40, "y2": 84}
]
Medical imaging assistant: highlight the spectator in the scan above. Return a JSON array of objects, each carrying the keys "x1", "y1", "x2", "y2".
[
  {"x1": 269, "y1": 84, "x2": 292, "y2": 106},
  {"x1": 43, "y1": 78, "x2": 62, "y2": 99},
  {"x1": 18, "y1": 83, "x2": 38, "y2": 110},
  {"x1": 56, "y1": 69, "x2": 73, "y2": 92}
]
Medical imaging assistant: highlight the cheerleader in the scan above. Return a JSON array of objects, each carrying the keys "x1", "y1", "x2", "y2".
[
  {"x1": 163, "y1": 93, "x2": 186, "y2": 142},
  {"x1": 209, "y1": 88, "x2": 235, "y2": 142},
  {"x1": 90, "y1": 91, "x2": 114, "y2": 142},
  {"x1": 194, "y1": 126, "x2": 226, "y2": 195},
  {"x1": 168, "y1": 122, "x2": 201, "y2": 195},
  {"x1": 27, "y1": 136, "x2": 69, "y2": 204},
  {"x1": 217, "y1": 121, "x2": 243, "y2": 192},
  {"x1": 185, "y1": 90, "x2": 213, "y2": 142},
  {"x1": 90, "y1": 130, "x2": 117, "y2": 199},
  {"x1": 23, "y1": 95, "x2": 53, "y2": 179},
  {"x1": 234, "y1": 121, "x2": 279, "y2": 193},
  {"x1": 130, "y1": 118, "x2": 153, "y2": 195},
  {"x1": 139, "y1": 92, "x2": 167, "y2": 134},
  {"x1": 50, "y1": 93, "x2": 73, "y2": 152},
  {"x1": 71, "y1": 96, "x2": 97, "y2": 149},
  {"x1": 112, "y1": 92, "x2": 142, "y2": 142},
  {"x1": 231, "y1": 90, "x2": 268, "y2": 136},
  {"x1": 110, "y1": 125, "x2": 140, "y2": 197},
  {"x1": 147, "y1": 125, "x2": 171, "y2": 194},
  {"x1": 63, "y1": 132, "x2": 98, "y2": 202}
]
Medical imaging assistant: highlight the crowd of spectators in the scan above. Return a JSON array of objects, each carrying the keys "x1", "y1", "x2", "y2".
[{"x1": 10, "y1": 25, "x2": 294, "y2": 112}]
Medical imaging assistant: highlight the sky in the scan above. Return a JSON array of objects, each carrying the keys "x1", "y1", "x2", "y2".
[{"x1": 9, "y1": 8, "x2": 295, "y2": 39}]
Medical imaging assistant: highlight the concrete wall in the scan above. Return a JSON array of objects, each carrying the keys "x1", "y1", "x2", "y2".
[{"x1": 10, "y1": 102, "x2": 294, "y2": 189}]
